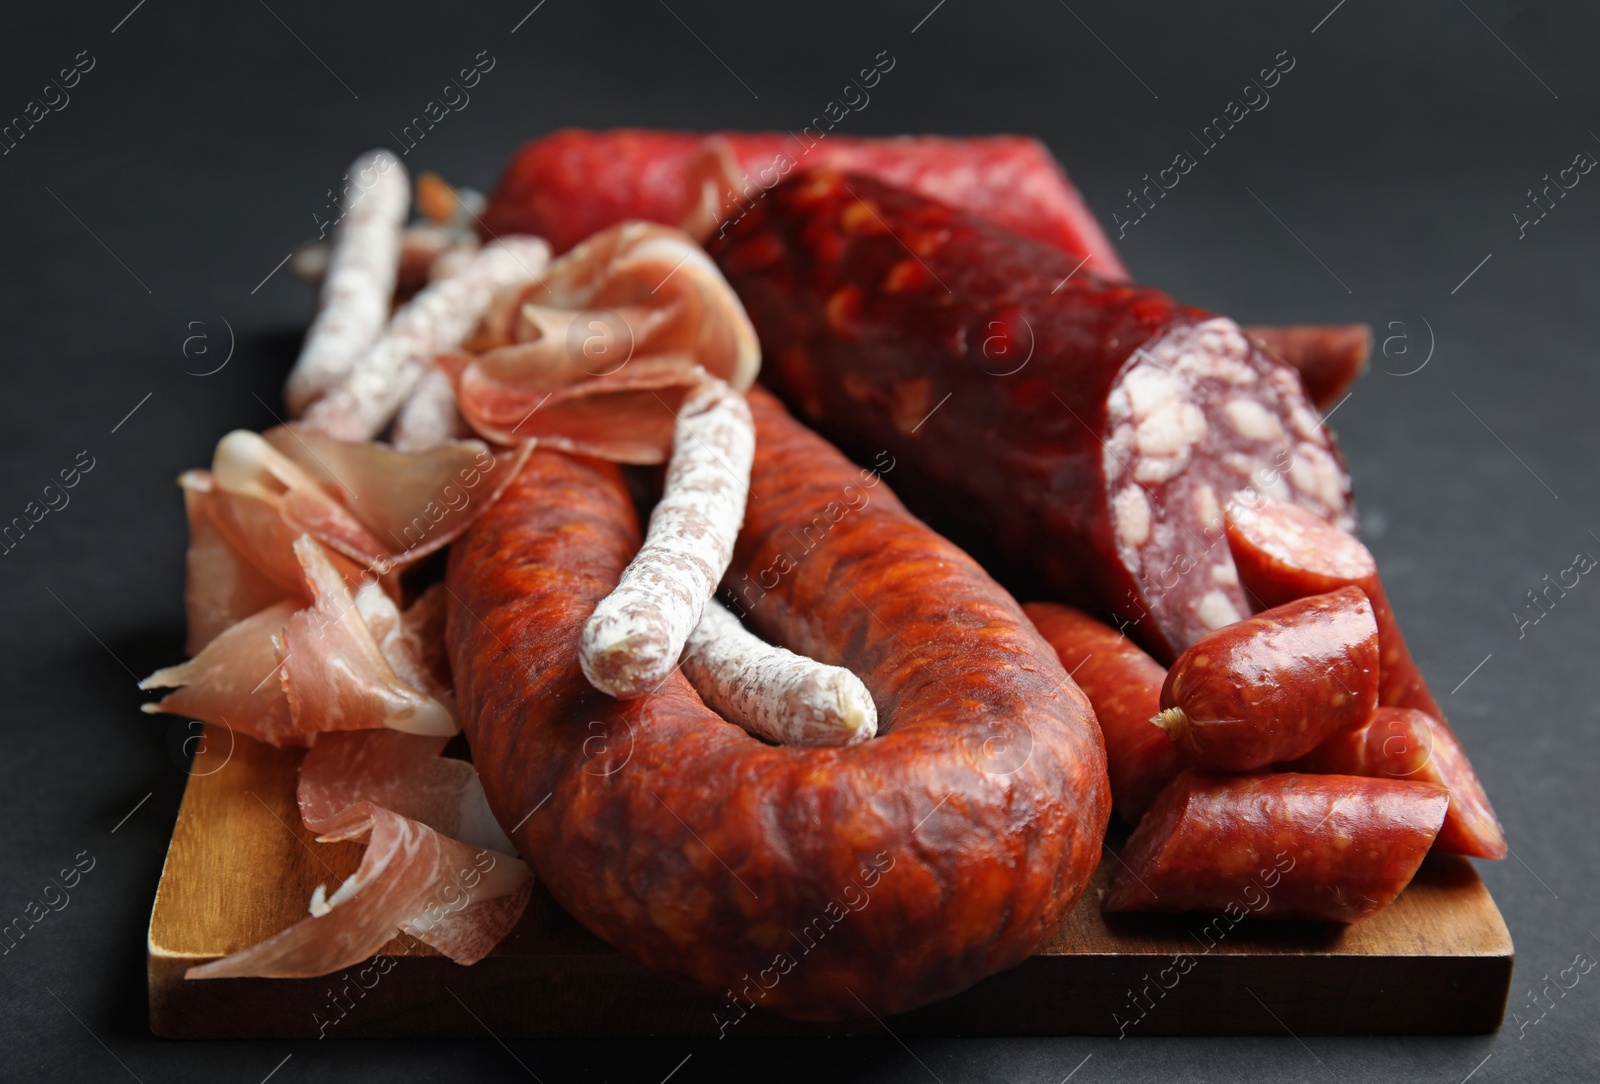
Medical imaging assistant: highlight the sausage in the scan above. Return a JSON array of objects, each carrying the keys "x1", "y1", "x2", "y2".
[
  {"x1": 1022, "y1": 601, "x2": 1180, "y2": 824},
  {"x1": 709, "y1": 170, "x2": 1354, "y2": 664},
  {"x1": 480, "y1": 128, "x2": 1127, "y2": 278},
  {"x1": 1154, "y1": 587, "x2": 1379, "y2": 770},
  {"x1": 1286, "y1": 706, "x2": 1506, "y2": 859},
  {"x1": 1243, "y1": 324, "x2": 1370, "y2": 411},
  {"x1": 1224, "y1": 494, "x2": 1445, "y2": 721},
  {"x1": 446, "y1": 387, "x2": 1109, "y2": 1021},
  {"x1": 1106, "y1": 770, "x2": 1449, "y2": 921}
]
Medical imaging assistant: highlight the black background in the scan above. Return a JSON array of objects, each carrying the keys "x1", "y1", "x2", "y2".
[{"x1": 2, "y1": 1, "x2": 1597, "y2": 1081}]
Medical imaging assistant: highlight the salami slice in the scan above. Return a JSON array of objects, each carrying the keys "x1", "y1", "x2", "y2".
[{"x1": 710, "y1": 170, "x2": 1354, "y2": 662}]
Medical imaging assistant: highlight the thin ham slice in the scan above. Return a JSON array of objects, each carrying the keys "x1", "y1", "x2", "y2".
[
  {"x1": 145, "y1": 538, "x2": 456, "y2": 745},
  {"x1": 280, "y1": 538, "x2": 456, "y2": 737},
  {"x1": 141, "y1": 599, "x2": 303, "y2": 746},
  {"x1": 298, "y1": 730, "x2": 512, "y2": 854},
  {"x1": 180, "y1": 472, "x2": 293, "y2": 655},
  {"x1": 450, "y1": 222, "x2": 760, "y2": 462},
  {"x1": 262, "y1": 427, "x2": 532, "y2": 563},
  {"x1": 186, "y1": 803, "x2": 532, "y2": 978},
  {"x1": 448, "y1": 353, "x2": 713, "y2": 461}
]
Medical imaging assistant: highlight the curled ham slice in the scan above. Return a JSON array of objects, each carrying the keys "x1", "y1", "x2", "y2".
[
  {"x1": 180, "y1": 472, "x2": 294, "y2": 655},
  {"x1": 261, "y1": 426, "x2": 531, "y2": 564},
  {"x1": 186, "y1": 803, "x2": 532, "y2": 978},
  {"x1": 298, "y1": 729, "x2": 512, "y2": 854},
  {"x1": 451, "y1": 222, "x2": 760, "y2": 462},
  {"x1": 281, "y1": 538, "x2": 456, "y2": 737},
  {"x1": 141, "y1": 599, "x2": 304, "y2": 746},
  {"x1": 144, "y1": 539, "x2": 455, "y2": 745},
  {"x1": 180, "y1": 427, "x2": 528, "y2": 655}
]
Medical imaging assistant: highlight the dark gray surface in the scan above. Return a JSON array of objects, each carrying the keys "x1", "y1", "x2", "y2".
[{"x1": 1, "y1": 0, "x2": 1595, "y2": 1080}]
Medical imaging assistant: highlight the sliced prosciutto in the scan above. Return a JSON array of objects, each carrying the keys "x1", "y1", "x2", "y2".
[
  {"x1": 144, "y1": 538, "x2": 456, "y2": 746},
  {"x1": 280, "y1": 538, "x2": 456, "y2": 736},
  {"x1": 186, "y1": 803, "x2": 532, "y2": 978},
  {"x1": 298, "y1": 729, "x2": 512, "y2": 854},
  {"x1": 448, "y1": 222, "x2": 760, "y2": 462},
  {"x1": 141, "y1": 599, "x2": 304, "y2": 746}
]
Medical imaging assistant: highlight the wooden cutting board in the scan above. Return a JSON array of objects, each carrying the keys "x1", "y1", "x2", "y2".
[{"x1": 148, "y1": 725, "x2": 1513, "y2": 1039}]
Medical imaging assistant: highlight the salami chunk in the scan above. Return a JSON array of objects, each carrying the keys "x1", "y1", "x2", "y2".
[{"x1": 711, "y1": 171, "x2": 1354, "y2": 662}]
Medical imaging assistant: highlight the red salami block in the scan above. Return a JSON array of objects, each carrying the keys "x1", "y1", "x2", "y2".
[
  {"x1": 1287, "y1": 707, "x2": 1506, "y2": 860},
  {"x1": 1024, "y1": 601, "x2": 1180, "y2": 824},
  {"x1": 1224, "y1": 494, "x2": 1445, "y2": 721},
  {"x1": 1154, "y1": 587, "x2": 1379, "y2": 771},
  {"x1": 711, "y1": 170, "x2": 1354, "y2": 662},
  {"x1": 480, "y1": 128, "x2": 1128, "y2": 277},
  {"x1": 1105, "y1": 770, "x2": 1449, "y2": 921}
]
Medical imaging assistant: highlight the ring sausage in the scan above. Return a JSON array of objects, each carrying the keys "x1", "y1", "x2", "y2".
[{"x1": 446, "y1": 387, "x2": 1109, "y2": 1021}]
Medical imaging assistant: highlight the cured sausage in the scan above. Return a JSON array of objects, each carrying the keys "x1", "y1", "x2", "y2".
[
  {"x1": 481, "y1": 128, "x2": 1127, "y2": 277},
  {"x1": 446, "y1": 387, "x2": 1109, "y2": 1021},
  {"x1": 711, "y1": 170, "x2": 1355, "y2": 663},
  {"x1": 1224, "y1": 494, "x2": 1445, "y2": 721},
  {"x1": 1243, "y1": 324, "x2": 1370, "y2": 411},
  {"x1": 1153, "y1": 587, "x2": 1379, "y2": 770},
  {"x1": 1022, "y1": 601, "x2": 1179, "y2": 824},
  {"x1": 1287, "y1": 706, "x2": 1506, "y2": 859},
  {"x1": 1106, "y1": 770, "x2": 1448, "y2": 921}
]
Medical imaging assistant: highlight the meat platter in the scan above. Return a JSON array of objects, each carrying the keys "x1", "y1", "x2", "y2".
[{"x1": 141, "y1": 129, "x2": 1515, "y2": 1036}]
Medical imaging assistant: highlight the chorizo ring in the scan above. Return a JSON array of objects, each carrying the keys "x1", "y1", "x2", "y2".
[{"x1": 446, "y1": 387, "x2": 1109, "y2": 1021}]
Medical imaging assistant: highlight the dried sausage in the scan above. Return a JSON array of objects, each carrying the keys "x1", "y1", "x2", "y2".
[
  {"x1": 709, "y1": 171, "x2": 1354, "y2": 663},
  {"x1": 1106, "y1": 770, "x2": 1448, "y2": 921},
  {"x1": 1154, "y1": 586, "x2": 1379, "y2": 770},
  {"x1": 1287, "y1": 706, "x2": 1505, "y2": 859},
  {"x1": 447, "y1": 388, "x2": 1109, "y2": 1021},
  {"x1": 1023, "y1": 601, "x2": 1180, "y2": 824},
  {"x1": 1225, "y1": 494, "x2": 1445, "y2": 721}
]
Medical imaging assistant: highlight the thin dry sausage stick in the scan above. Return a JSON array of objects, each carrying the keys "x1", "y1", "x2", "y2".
[
  {"x1": 447, "y1": 387, "x2": 1109, "y2": 1020},
  {"x1": 683, "y1": 599, "x2": 877, "y2": 746},
  {"x1": 1224, "y1": 494, "x2": 1446, "y2": 722},
  {"x1": 391, "y1": 369, "x2": 469, "y2": 453},
  {"x1": 302, "y1": 237, "x2": 550, "y2": 442},
  {"x1": 1286, "y1": 706, "x2": 1505, "y2": 859},
  {"x1": 285, "y1": 150, "x2": 410, "y2": 416},
  {"x1": 1023, "y1": 601, "x2": 1179, "y2": 824},
  {"x1": 579, "y1": 379, "x2": 754, "y2": 699},
  {"x1": 1153, "y1": 587, "x2": 1379, "y2": 770},
  {"x1": 1106, "y1": 770, "x2": 1448, "y2": 921}
]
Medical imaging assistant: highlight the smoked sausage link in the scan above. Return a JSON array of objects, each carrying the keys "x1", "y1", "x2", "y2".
[
  {"x1": 710, "y1": 171, "x2": 1354, "y2": 663},
  {"x1": 1155, "y1": 587, "x2": 1380, "y2": 770},
  {"x1": 446, "y1": 387, "x2": 1109, "y2": 1021},
  {"x1": 1225, "y1": 495, "x2": 1446, "y2": 721},
  {"x1": 1106, "y1": 770, "x2": 1448, "y2": 921},
  {"x1": 1288, "y1": 706, "x2": 1506, "y2": 859},
  {"x1": 1023, "y1": 601, "x2": 1180, "y2": 824}
]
